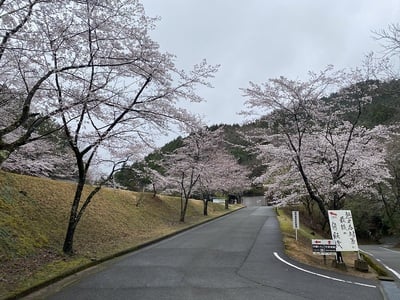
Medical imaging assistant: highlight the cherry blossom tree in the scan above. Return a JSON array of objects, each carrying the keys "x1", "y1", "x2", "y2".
[
  {"x1": 57, "y1": 1, "x2": 217, "y2": 254},
  {"x1": 377, "y1": 131, "x2": 400, "y2": 231},
  {"x1": 1, "y1": 0, "x2": 219, "y2": 254},
  {"x1": 0, "y1": 88, "x2": 76, "y2": 178},
  {"x1": 369, "y1": 23, "x2": 400, "y2": 234},
  {"x1": 0, "y1": 0, "x2": 81, "y2": 164},
  {"x1": 196, "y1": 147, "x2": 251, "y2": 214},
  {"x1": 374, "y1": 24, "x2": 400, "y2": 60},
  {"x1": 146, "y1": 166, "x2": 170, "y2": 198},
  {"x1": 1, "y1": 135, "x2": 76, "y2": 178},
  {"x1": 162, "y1": 127, "x2": 251, "y2": 219},
  {"x1": 161, "y1": 130, "x2": 208, "y2": 222},
  {"x1": 242, "y1": 66, "x2": 391, "y2": 224}
]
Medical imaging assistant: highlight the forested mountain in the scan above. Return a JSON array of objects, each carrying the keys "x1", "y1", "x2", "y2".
[
  {"x1": 358, "y1": 79, "x2": 400, "y2": 127},
  {"x1": 115, "y1": 79, "x2": 400, "y2": 192},
  {"x1": 218, "y1": 78, "x2": 400, "y2": 176}
]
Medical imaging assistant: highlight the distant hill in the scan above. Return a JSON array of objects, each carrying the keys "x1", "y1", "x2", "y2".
[
  {"x1": 358, "y1": 79, "x2": 400, "y2": 127},
  {"x1": 115, "y1": 79, "x2": 400, "y2": 191},
  {"x1": 220, "y1": 78, "x2": 400, "y2": 170}
]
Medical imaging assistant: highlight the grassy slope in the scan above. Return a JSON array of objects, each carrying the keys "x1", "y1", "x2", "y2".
[{"x1": 0, "y1": 170, "x2": 236, "y2": 299}]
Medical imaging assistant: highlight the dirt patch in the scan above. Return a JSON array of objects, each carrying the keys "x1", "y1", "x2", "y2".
[
  {"x1": 1, "y1": 249, "x2": 62, "y2": 290},
  {"x1": 284, "y1": 236, "x2": 378, "y2": 280}
]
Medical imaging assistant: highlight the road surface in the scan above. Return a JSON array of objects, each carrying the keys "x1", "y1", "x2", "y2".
[
  {"x1": 361, "y1": 244, "x2": 400, "y2": 280},
  {"x1": 361, "y1": 244, "x2": 400, "y2": 300},
  {"x1": 33, "y1": 206, "x2": 382, "y2": 299}
]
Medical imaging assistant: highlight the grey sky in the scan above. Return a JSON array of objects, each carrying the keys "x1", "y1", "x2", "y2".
[{"x1": 144, "y1": 0, "x2": 400, "y2": 125}]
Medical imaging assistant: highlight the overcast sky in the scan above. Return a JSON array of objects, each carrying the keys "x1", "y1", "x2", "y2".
[{"x1": 143, "y1": 0, "x2": 400, "y2": 126}]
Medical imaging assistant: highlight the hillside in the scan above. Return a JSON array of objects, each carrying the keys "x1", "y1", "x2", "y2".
[
  {"x1": 358, "y1": 79, "x2": 400, "y2": 127},
  {"x1": 221, "y1": 79, "x2": 400, "y2": 181},
  {"x1": 0, "y1": 171, "x2": 234, "y2": 299},
  {"x1": 116, "y1": 79, "x2": 400, "y2": 191}
]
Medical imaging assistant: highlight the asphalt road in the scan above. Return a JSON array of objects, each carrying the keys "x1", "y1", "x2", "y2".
[
  {"x1": 360, "y1": 244, "x2": 400, "y2": 300},
  {"x1": 37, "y1": 206, "x2": 382, "y2": 300},
  {"x1": 361, "y1": 244, "x2": 400, "y2": 280}
]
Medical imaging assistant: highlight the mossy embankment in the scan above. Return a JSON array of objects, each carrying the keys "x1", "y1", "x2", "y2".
[{"x1": 0, "y1": 170, "x2": 239, "y2": 299}]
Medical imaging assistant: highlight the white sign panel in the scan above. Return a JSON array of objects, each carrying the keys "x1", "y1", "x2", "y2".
[
  {"x1": 311, "y1": 239, "x2": 336, "y2": 255},
  {"x1": 328, "y1": 210, "x2": 358, "y2": 251},
  {"x1": 292, "y1": 211, "x2": 300, "y2": 229}
]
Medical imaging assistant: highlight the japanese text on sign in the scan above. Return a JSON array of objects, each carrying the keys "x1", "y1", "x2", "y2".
[
  {"x1": 292, "y1": 211, "x2": 300, "y2": 229},
  {"x1": 328, "y1": 210, "x2": 358, "y2": 251},
  {"x1": 311, "y1": 239, "x2": 336, "y2": 255}
]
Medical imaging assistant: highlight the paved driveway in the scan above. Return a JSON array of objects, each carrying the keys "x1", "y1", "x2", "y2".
[{"x1": 30, "y1": 207, "x2": 383, "y2": 300}]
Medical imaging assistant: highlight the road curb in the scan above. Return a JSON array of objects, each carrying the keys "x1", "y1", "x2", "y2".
[
  {"x1": 359, "y1": 249, "x2": 400, "y2": 300},
  {"x1": 6, "y1": 206, "x2": 245, "y2": 300},
  {"x1": 359, "y1": 251, "x2": 392, "y2": 278}
]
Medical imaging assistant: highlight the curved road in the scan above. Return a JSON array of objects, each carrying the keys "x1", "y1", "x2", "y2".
[
  {"x1": 35, "y1": 206, "x2": 382, "y2": 299},
  {"x1": 361, "y1": 244, "x2": 400, "y2": 280},
  {"x1": 360, "y1": 244, "x2": 400, "y2": 300}
]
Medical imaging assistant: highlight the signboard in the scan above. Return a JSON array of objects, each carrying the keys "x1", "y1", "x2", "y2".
[
  {"x1": 328, "y1": 210, "x2": 358, "y2": 252},
  {"x1": 292, "y1": 211, "x2": 300, "y2": 229},
  {"x1": 312, "y1": 239, "x2": 336, "y2": 255}
]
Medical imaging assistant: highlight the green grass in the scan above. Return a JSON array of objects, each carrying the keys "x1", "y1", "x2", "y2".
[
  {"x1": 276, "y1": 207, "x2": 324, "y2": 242},
  {"x1": 360, "y1": 252, "x2": 389, "y2": 277},
  {"x1": 0, "y1": 170, "x2": 240, "y2": 299}
]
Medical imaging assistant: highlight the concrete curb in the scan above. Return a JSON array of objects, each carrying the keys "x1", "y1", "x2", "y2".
[{"x1": 6, "y1": 206, "x2": 245, "y2": 300}]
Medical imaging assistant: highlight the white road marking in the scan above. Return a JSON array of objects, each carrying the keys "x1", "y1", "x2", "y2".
[
  {"x1": 379, "y1": 247, "x2": 400, "y2": 254},
  {"x1": 273, "y1": 252, "x2": 377, "y2": 288},
  {"x1": 360, "y1": 248, "x2": 400, "y2": 280},
  {"x1": 381, "y1": 263, "x2": 400, "y2": 280}
]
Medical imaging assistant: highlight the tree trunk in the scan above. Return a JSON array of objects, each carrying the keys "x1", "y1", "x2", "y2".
[
  {"x1": 295, "y1": 156, "x2": 329, "y2": 223},
  {"x1": 62, "y1": 174, "x2": 85, "y2": 254},
  {"x1": 180, "y1": 196, "x2": 189, "y2": 222},
  {"x1": 62, "y1": 161, "x2": 107, "y2": 254},
  {"x1": 203, "y1": 199, "x2": 208, "y2": 216},
  {"x1": 63, "y1": 219, "x2": 78, "y2": 255}
]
